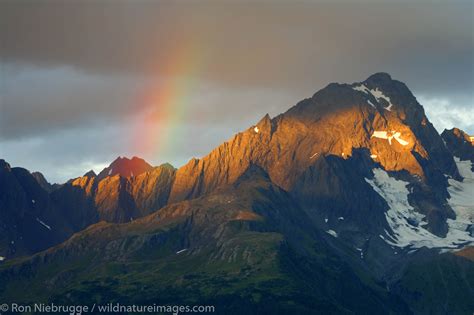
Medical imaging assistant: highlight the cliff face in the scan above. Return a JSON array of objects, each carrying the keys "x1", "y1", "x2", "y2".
[
  {"x1": 129, "y1": 163, "x2": 176, "y2": 217},
  {"x1": 0, "y1": 160, "x2": 73, "y2": 258},
  {"x1": 65, "y1": 162, "x2": 177, "y2": 223}
]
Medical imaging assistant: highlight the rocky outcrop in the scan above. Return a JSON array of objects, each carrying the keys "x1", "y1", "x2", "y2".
[{"x1": 442, "y1": 128, "x2": 474, "y2": 166}]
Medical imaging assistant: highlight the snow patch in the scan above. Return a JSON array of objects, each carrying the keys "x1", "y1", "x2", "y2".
[
  {"x1": 372, "y1": 131, "x2": 409, "y2": 146},
  {"x1": 353, "y1": 84, "x2": 371, "y2": 94},
  {"x1": 324, "y1": 218, "x2": 328, "y2": 223},
  {"x1": 326, "y1": 230, "x2": 338, "y2": 237},
  {"x1": 176, "y1": 249, "x2": 188, "y2": 254},
  {"x1": 370, "y1": 154, "x2": 378, "y2": 159},
  {"x1": 254, "y1": 126, "x2": 259, "y2": 133},
  {"x1": 370, "y1": 88, "x2": 393, "y2": 111},
  {"x1": 0, "y1": 256, "x2": 4, "y2": 261},
  {"x1": 372, "y1": 131, "x2": 389, "y2": 139},
  {"x1": 338, "y1": 217, "x2": 344, "y2": 220},
  {"x1": 31, "y1": 199, "x2": 35, "y2": 204},
  {"x1": 310, "y1": 152, "x2": 319, "y2": 159},
  {"x1": 355, "y1": 248, "x2": 364, "y2": 259},
  {"x1": 393, "y1": 133, "x2": 409, "y2": 146},
  {"x1": 36, "y1": 218, "x2": 52, "y2": 231},
  {"x1": 108, "y1": 168, "x2": 113, "y2": 176},
  {"x1": 366, "y1": 168, "x2": 474, "y2": 250},
  {"x1": 353, "y1": 84, "x2": 395, "y2": 111}
]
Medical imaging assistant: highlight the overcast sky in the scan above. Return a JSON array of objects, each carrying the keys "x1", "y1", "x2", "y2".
[{"x1": 1, "y1": 0, "x2": 473, "y2": 183}]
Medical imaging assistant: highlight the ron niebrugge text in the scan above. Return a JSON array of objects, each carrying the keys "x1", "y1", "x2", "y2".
[{"x1": 5, "y1": 303, "x2": 216, "y2": 314}]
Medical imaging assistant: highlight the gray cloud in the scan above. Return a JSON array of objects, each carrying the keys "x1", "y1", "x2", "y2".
[
  {"x1": 0, "y1": 64, "x2": 298, "y2": 139},
  {"x1": 418, "y1": 95, "x2": 474, "y2": 134},
  {"x1": 1, "y1": 1, "x2": 472, "y2": 92},
  {"x1": 0, "y1": 65, "x2": 149, "y2": 139}
]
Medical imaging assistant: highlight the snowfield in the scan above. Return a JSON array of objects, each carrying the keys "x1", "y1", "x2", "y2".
[
  {"x1": 446, "y1": 157, "x2": 474, "y2": 247},
  {"x1": 365, "y1": 166, "x2": 474, "y2": 251}
]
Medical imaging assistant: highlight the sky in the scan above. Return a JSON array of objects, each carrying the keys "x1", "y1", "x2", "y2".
[{"x1": 1, "y1": 0, "x2": 473, "y2": 183}]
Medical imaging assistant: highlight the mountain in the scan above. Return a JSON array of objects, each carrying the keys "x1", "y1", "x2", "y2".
[
  {"x1": 442, "y1": 128, "x2": 474, "y2": 167},
  {"x1": 1, "y1": 73, "x2": 473, "y2": 314},
  {"x1": 31, "y1": 171, "x2": 54, "y2": 192},
  {"x1": 0, "y1": 165, "x2": 411, "y2": 314},
  {"x1": 0, "y1": 160, "x2": 74, "y2": 259},
  {"x1": 54, "y1": 157, "x2": 176, "y2": 223},
  {"x1": 0, "y1": 157, "x2": 176, "y2": 259},
  {"x1": 97, "y1": 156, "x2": 153, "y2": 180},
  {"x1": 169, "y1": 73, "x2": 459, "y2": 239},
  {"x1": 66, "y1": 160, "x2": 176, "y2": 222}
]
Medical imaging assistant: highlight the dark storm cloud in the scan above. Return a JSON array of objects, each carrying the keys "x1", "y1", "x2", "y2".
[
  {"x1": 1, "y1": 1, "x2": 472, "y2": 91},
  {"x1": 0, "y1": 0, "x2": 473, "y2": 181},
  {"x1": 0, "y1": 65, "x2": 149, "y2": 139},
  {"x1": 0, "y1": 64, "x2": 298, "y2": 140}
]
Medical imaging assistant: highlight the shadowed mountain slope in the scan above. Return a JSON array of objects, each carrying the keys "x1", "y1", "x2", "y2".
[{"x1": 0, "y1": 166, "x2": 412, "y2": 314}]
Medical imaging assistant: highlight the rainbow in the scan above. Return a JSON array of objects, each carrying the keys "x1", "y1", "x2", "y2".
[{"x1": 131, "y1": 40, "x2": 207, "y2": 163}]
